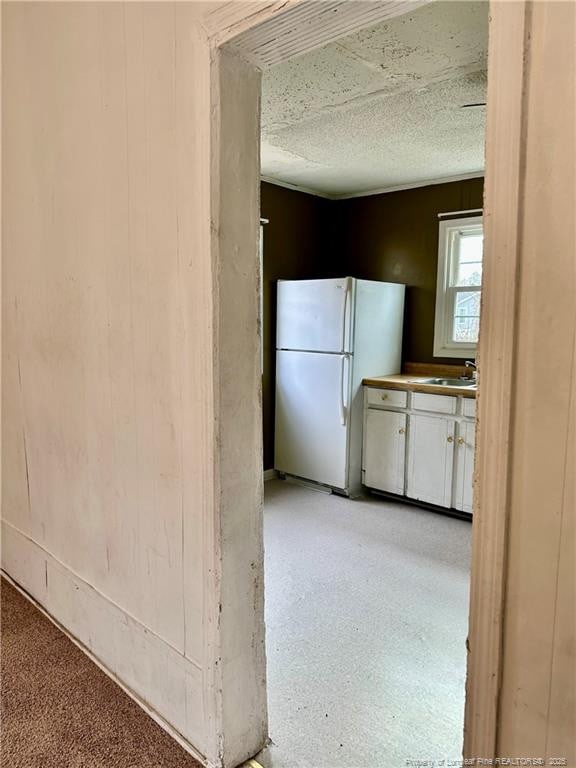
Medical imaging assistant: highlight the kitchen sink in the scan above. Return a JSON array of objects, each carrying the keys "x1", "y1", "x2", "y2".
[{"x1": 418, "y1": 377, "x2": 476, "y2": 387}]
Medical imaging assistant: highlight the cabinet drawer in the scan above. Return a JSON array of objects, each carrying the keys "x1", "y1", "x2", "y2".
[
  {"x1": 412, "y1": 392, "x2": 457, "y2": 415},
  {"x1": 462, "y1": 398, "x2": 476, "y2": 418},
  {"x1": 366, "y1": 387, "x2": 407, "y2": 409}
]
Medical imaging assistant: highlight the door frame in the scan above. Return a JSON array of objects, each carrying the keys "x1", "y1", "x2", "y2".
[{"x1": 204, "y1": 0, "x2": 528, "y2": 761}]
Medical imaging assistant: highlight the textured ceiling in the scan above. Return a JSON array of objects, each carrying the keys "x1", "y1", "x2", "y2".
[{"x1": 261, "y1": 1, "x2": 488, "y2": 197}]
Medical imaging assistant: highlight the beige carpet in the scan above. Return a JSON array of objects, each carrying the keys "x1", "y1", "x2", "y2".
[{"x1": 0, "y1": 578, "x2": 202, "y2": 768}]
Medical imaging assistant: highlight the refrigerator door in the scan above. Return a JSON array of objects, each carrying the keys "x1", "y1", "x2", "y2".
[
  {"x1": 276, "y1": 278, "x2": 353, "y2": 353},
  {"x1": 275, "y1": 350, "x2": 350, "y2": 490}
]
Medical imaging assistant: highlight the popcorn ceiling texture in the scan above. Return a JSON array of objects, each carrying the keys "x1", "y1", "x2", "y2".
[{"x1": 261, "y1": 1, "x2": 488, "y2": 197}]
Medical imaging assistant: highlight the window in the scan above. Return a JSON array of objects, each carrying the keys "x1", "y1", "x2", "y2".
[{"x1": 433, "y1": 214, "x2": 483, "y2": 358}]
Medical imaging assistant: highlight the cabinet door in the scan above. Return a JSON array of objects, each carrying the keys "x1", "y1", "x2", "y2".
[
  {"x1": 454, "y1": 421, "x2": 476, "y2": 513},
  {"x1": 407, "y1": 414, "x2": 455, "y2": 507},
  {"x1": 363, "y1": 410, "x2": 406, "y2": 495}
]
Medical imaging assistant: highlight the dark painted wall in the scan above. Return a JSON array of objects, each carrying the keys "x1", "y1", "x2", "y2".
[
  {"x1": 332, "y1": 177, "x2": 484, "y2": 365},
  {"x1": 260, "y1": 176, "x2": 484, "y2": 469},
  {"x1": 260, "y1": 182, "x2": 333, "y2": 470}
]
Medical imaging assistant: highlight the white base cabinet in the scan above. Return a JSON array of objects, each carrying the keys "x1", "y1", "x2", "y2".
[
  {"x1": 453, "y1": 420, "x2": 476, "y2": 513},
  {"x1": 406, "y1": 414, "x2": 455, "y2": 508},
  {"x1": 362, "y1": 387, "x2": 476, "y2": 514},
  {"x1": 363, "y1": 409, "x2": 406, "y2": 495}
]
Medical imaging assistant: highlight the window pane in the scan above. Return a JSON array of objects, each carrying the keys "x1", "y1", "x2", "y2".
[
  {"x1": 452, "y1": 290, "x2": 480, "y2": 343},
  {"x1": 456, "y1": 233, "x2": 483, "y2": 287}
]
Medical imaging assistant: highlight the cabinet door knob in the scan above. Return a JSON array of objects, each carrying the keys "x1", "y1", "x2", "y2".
[
  {"x1": 398, "y1": 427, "x2": 405, "y2": 434},
  {"x1": 381, "y1": 393, "x2": 388, "y2": 401},
  {"x1": 458, "y1": 436, "x2": 465, "y2": 445},
  {"x1": 447, "y1": 435, "x2": 454, "y2": 443}
]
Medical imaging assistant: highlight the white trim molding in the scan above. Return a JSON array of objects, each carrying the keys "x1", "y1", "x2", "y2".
[
  {"x1": 438, "y1": 208, "x2": 483, "y2": 220},
  {"x1": 208, "y1": 0, "x2": 432, "y2": 68},
  {"x1": 328, "y1": 171, "x2": 485, "y2": 201},
  {"x1": 260, "y1": 175, "x2": 331, "y2": 199},
  {"x1": 261, "y1": 171, "x2": 485, "y2": 201},
  {"x1": 464, "y1": 0, "x2": 528, "y2": 758}
]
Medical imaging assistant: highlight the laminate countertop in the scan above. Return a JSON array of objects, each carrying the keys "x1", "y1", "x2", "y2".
[{"x1": 362, "y1": 374, "x2": 477, "y2": 399}]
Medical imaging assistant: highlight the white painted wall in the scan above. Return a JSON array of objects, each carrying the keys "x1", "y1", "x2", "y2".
[
  {"x1": 3, "y1": 1, "x2": 575, "y2": 766},
  {"x1": 1, "y1": 4, "x2": 266, "y2": 766}
]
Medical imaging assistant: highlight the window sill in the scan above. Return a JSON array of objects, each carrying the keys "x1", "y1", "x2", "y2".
[{"x1": 433, "y1": 343, "x2": 478, "y2": 359}]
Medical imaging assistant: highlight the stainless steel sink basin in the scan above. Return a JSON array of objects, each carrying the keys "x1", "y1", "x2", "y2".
[{"x1": 418, "y1": 377, "x2": 476, "y2": 387}]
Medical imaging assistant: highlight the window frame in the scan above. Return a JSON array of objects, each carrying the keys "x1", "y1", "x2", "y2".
[{"x1": 433, "y1": 214, "x2": 483, "y2": 358}]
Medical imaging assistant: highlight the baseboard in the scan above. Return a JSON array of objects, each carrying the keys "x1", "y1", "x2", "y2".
[
  {"x1": 0, "y1": 520, "x2": 214, "y2": 766},
  {"x1": 263, "y1": 469, "x2": 277, "y2": 481}
]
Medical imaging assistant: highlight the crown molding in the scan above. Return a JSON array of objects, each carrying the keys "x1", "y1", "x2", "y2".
[
  {"x1": 260, "y1": 175, "x2": 332, "y2": 199},
  {"x1": 261, "y1": 171, "x2": 485, "y2": 201}
]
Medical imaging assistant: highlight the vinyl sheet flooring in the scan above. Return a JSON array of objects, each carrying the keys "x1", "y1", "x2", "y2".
[{"x1": 258, "y1": 479, "x2": 471, "y2": 768}]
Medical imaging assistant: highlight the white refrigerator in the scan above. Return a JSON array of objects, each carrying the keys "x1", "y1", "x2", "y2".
[{"x1": 274, "y1": 277, "x2": 405, "y2": 496}]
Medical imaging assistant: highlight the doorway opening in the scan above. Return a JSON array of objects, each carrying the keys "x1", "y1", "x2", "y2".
[
  {"x1": 257, "y1": 3, "x2": 487, "y2": 765},
  {"x1": 213, "y1": 0, "x2": 525, "y2": 763}
]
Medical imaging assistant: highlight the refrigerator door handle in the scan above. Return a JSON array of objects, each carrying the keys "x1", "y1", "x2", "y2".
[
  {"x1": 339, "y1": 354, "x2": 347, "y2": 426},
  {"x1": 340, "y1": 278, "x2": 351, "y2": 352}
]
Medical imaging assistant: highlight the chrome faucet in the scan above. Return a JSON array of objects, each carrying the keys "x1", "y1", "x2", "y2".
[{"x1": 465, "y1": 360, "x2": 477, "y2": 381}]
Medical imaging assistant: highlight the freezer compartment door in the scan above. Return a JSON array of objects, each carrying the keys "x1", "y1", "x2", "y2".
[
  {"x1": 275, "y1": 350, "x2": 350, "y2": 490},
  {"x1": 276, "y1": 278, "x2": 353, "y2": 353}
]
